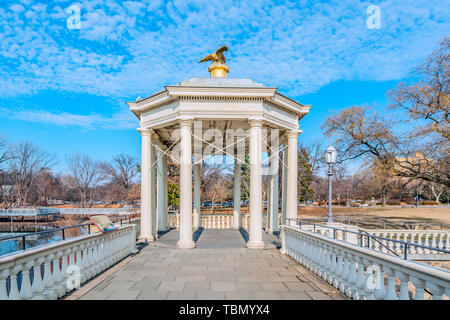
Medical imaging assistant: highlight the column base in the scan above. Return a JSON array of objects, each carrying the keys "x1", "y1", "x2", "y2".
[
  {"x1": 246, "y1": 241, "x2": 265, "y2": 249},
  {"x1": 139, "y1": 235, "x2": 155, "y2": 243},
  {"x1": 177, "y1": 240, "x2": 196, "y2": 249}
]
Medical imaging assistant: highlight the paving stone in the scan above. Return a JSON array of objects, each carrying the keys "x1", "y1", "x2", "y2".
[
  {"x1": 284, "y1": 281, "x2": 315, "y2": 292},
  {"x1": 306, "y1": 292, "x2": 333, "y2": 300},
  {"x1": 106, "y1": 290, "x2": 141, "y2": 300},
  {"x1": 176, "y1": 275, "x2": 207, "y2": 282},
  {"x1": 280, "y1": 291, "x2": 312, "y2": 300},
  {"x1": 184, "y1": 281, "x2": 211, "y2": 291},
  {"x1": 78, "y1": 229, "x2": 348, "y2": 301},
  {"x1": 136, "y1": 291, "x2": 169, "y2": 300},
  {"x1": 157, "y1": 281, "x2": 186, "y2": 292},
  {"x1": 261, "y1": 282, "x2": 289, "y2": 291},
  {"x1": 225, "y1": 292, "x2": 256, "y2": 300},
  {"x1": 130, "y1": 279, "x2": 161, "y2": 291},
  {"x1": 211, "y1": 281, "x2": 236, "y2": 292},
  {"x1": 167, "y1": 292, "x2": 197, "y2": 300},
  {"x1": 196, "y1": 291, "x2": 225, "y2": 300},
  {"x1": 253, "y1": 291, "x2": 283, "y2": 299}
]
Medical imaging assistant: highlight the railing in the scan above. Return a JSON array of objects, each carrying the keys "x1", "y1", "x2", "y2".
[
  {"x1": 287, "y1": 219, "x2": 450, "y2": 260},
  {"x1": 281, "y1": 225, "x2": 450, "y2": 300},
  {"x1": 0, "y1": 207, "x2": 132, "y2": 216},
  {"x1": 0, "y1": 216, "x2": 138, "y2": 256},
  {"x1": 166, "y1": 213, "x2": 280, "y2": 230},
  {"x1": 296, "y1": 217, "x2": 450, "y2": 231},
  {"x1": 359, "y1": 229, "x2": 449, "y2": 259},
  {"x1": 0, "y1": 224, "x2": 137, "y2": 300}
]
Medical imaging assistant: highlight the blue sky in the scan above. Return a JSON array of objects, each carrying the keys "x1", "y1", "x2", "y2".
[{"x1": 0, "y1": 0, "x2": 448, "y2": 173}]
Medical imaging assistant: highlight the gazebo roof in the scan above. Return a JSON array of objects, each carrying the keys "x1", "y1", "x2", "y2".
[{"x1": 127, "y1": 77, "x2": 311, "y2": 120}]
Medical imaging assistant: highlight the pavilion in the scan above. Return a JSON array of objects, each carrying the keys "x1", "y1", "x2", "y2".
[{"x1": 127, "y1": 49, "x2": 310, "y2": 249}]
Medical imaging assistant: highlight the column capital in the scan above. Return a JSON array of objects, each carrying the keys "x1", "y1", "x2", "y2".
[
  {"x1": 177, "y1": 116, "x2": 194, "y2": 127},
  {"x1": 248, "y1": 117, "x2": 264, "y2": 127},
  {"x1": 286, "y1": 129, "x2": 302, "y2": 139},
  {"x1": 138, "y1": 128, "x2": 154, "y2": 136}
]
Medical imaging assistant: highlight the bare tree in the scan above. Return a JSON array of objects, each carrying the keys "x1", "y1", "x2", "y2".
[
  {"x1": 0, "y1": 136, "x2": 8, "y2": 167},
  {"x1": 7, "y1": 141, "x2": 55, "y2": 207},
  {"x1": 104, "y1": 154, "x2": 138, "y2": 190},
  {"x1": 322, "y1": 38, "x2": 449, "y2": 188},
  {"x1": 66, "y1": 152, "x2": 105, "y2": 207},
  {"x1": 103, "y1": 154, "x2": 138, "y2": 202}
]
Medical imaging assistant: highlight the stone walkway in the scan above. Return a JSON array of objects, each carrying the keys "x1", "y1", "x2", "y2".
[{"x1": 78, "y1": 229, "x2": 347, "y2": 300}]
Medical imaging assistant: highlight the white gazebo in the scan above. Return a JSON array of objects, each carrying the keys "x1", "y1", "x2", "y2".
[{"x1": 127, "y1": 52, "x2": 310, "y2": 249}]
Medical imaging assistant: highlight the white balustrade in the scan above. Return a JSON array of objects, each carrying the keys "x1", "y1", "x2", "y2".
[
  {"x1": 0, "y1": 225, "x2": 137, "y2": 300},
  {"x1": 360, "y1": 229, "x2": 450, "y2": 258},
  {"x1": 281, "y1": 225, "x2": 450, "y2": 300}
]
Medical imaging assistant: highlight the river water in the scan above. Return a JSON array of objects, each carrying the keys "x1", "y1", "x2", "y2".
[{"x1": 0, "y1": 231, "x2": 63, "y2": 256}]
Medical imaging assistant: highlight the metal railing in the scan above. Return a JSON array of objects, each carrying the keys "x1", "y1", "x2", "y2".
[
  {"x1": 286, "y1": 218, "x2": 450, "y2": 260},
  {"x1": 0, "y1": 216, "x2": 138, "y2": 256},
  {"x1": 295, "y1": 216, "x2": 450, "y2": 230}
]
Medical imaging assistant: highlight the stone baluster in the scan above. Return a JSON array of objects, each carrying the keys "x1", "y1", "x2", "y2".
[
  {"x1": 397, "y1": 271, "x2": 410, "y2": 300},
  {"x1": 0, "y1": 269, "x2": 9, "y2": 300},
  {"x1": 362, "y1": 258, "x2": 375, "y2": 300},
  {"x1": 8, "y1": 266, "x2": 21, "y2": 300},
  {"x1": 412, "y1": 277, "x2": 426, "y2": 300},
  {"x1": 75, "y1": 245, "x2": 85, "y2": 283},
  {"x1": 353, "y1": 257, "x2": 366, "y2": 300},
  {"x1": 429, "y1": 284, "x2": 445, "y2": 300},
  {"x1": 333, "y1": 250, "x2": 344, "y2": 289},
  {"x1": 43, "y1": 253, "x2": 57, "y2": 300},
  {"x1": 423, "y1": 233, "x2": 431, "y2": 254},
  {"x1": 430, "y1": 233, "x2": 437, "y2": 249},
  {"x1": 323, "y1": 245, "x2": 333, "y2": 282},
  {"x1": 31, "y1": 257, "x2": 45, "y2": 299},
  {"x1": 55, "y1": 251, "x2": 66, "y2": 298},
  {"x1": 372, "y1": 263, "x2": 386, "y2": 300},
  {"x1": 346, "y1": 253, "x2": 358, "y2": 297},
  {"x1": 19, "y1": 261, "x2": 33, "y2": 300},
  {"x1": 51, "y1": 253, "x2": 63, "y2": 298},
  {"x1": 327, "y1": 247, "x2": 337, "y2": 285},
  {"x1": 409, "y1": 233, "x2": 417, "y2": 254},
  {"x1": 437, "y1": 233, "x2": 444, "y2": 250},
  {"x1": 383, "y1": 267, "x2": 398, "y2": 300},
  {"x1": 339, "y1": 252, "x2": 351, "y2": 293},
  {"x1": 90, "y1": 240, "x2": 99, "y2": 277},
  {"x1": 82, "y1": 244, "x2": 90, "y2": 282},
  {"x1": 395, "y1": 233, "x2": 402, "y2": 255}
]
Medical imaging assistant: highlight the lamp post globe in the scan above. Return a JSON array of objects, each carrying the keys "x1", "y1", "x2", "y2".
[{"x1": 325, "y1": 144, "x2": 337, "y2": 223}]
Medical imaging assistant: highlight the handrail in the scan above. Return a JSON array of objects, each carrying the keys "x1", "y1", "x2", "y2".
[
  {"x1": 281, "y1": 225, "x2": 450, "y2": 300},
  {"x1": 286, "y1": 218, "x2": 450, "y2": 260},
  {"x1": 0, "y1": 215, "x2": 138, "y2": 255}
]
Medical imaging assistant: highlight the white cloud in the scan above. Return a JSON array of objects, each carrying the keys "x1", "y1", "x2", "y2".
[
  {"x1": 0, "y1": 0, "x2": 448, "y2": 101},
  {"x1": 0, "y1": 106, "x2": 136, "y2": 130}
]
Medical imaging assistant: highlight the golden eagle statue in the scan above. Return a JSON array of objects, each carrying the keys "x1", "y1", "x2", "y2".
[{"x1": 198, "y1": 46, "x2": 228, "y2": 65}]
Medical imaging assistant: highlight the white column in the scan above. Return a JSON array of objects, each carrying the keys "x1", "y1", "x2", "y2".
[
  {"x1": 247, "y1": 118, "x2": 264, "y2": 249},
  {"x1": 163, "y1": 153, "x2": 169, "y2": 230},
  {"x1": 193, "y1": 163, "x2": 201, "y2": 229},
  {"x1": 233, "y1": 158, "x2": 241, "y2": 229},
  {"x1": 270, "y1": 146, "x2": 279, "y2": 233},
  {"x1": 138, "y1": 129, "x2": 155, "y2": 242},
  {"x1": 267, "y1": 163, "x2": 273, "y2": 233},
  {"x1": 177, "y1": 117, "x2": 195, "y2": 249},
  {"x1": 286, "y1": 130, "x2": 300, "y2": 222},
  {"x1": 150, "y1": 139, "x2": 157, "y2": 238},
  {"x1": 157, "y1": 149, "x2": 168, "y2": 232},
  {"x1": 281, "y1": 143, "x2": 287, "y2": 226}
]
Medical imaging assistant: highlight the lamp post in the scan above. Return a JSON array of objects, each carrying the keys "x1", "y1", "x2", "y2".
[{"x1": 325, "y1": 145, "x2": 337, "y2": 223}]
